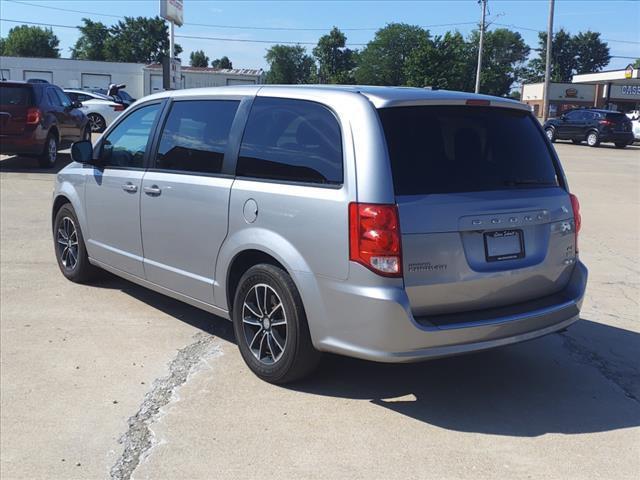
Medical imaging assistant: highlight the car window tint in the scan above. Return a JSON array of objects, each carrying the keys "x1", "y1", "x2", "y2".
[
  {"x1": 77, "y1": 93, "x2": 92, "y2": 102},
  {"x1": 564, "y1": 110, "x2": 580, "y2": 120},
  {"x1": 155, "y1": 100, "x2": 239, "y2": 174},
  {"x1": 47, "y1": 88, "x2": 62, "y2": 107},
  {"x1": 66, "y1": 92, "x2": 78, "y2": 102},
  {"x1": 54, "y1": 88, "x2": 71, "y2": 107},
  {"x1": 0, "y1": 86, "x2": 32, "y2": 106},
  {"x1": 101, "y1": 103, "x2": 160, "y2": 168},
  {"x1": 378, "y1": 105, "x2": 559, "y2": 195},
  {"x1": 237, "y1": 97, "x2": 343, "y2": 185}
]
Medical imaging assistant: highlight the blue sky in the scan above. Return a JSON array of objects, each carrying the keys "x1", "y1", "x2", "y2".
[{"x1": 1, "y1": 0, "x2": 638, "y2": 71}]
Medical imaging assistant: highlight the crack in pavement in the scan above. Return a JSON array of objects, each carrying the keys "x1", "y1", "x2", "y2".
[
  {"x1": 109, "y1": 332, "x2": 221, "y2": 480},
  {"x1": 560, "y1": 332, "x2": 640, "y2": 405}
]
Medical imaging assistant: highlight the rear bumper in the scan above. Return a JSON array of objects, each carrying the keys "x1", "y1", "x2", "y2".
[
  {"x1": 600, "y1": 131, "x2": 634, "y2": 144},
  {"x1": 0, "y1": 129, "x2": 46, "y2": 155},
  {"x1": 302, "y1": 260, "x2": 587, "y2": 362}
]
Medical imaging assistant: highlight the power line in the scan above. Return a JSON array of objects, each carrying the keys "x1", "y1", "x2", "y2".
[
  {"x1": 1, "y1": 17, "x2": 638, "y2": 56},
  {"x1": 6, "y1": 0, "x2": 639, "y2": 46}
]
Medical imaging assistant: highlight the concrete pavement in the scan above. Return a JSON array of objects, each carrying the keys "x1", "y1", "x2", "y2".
[{"x1": 1, "y1": 141, "x2": 638, "y2": 479}]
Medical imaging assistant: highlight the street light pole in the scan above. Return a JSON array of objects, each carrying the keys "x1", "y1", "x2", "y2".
[
  {"x1": 542, "y1": 0, "x2": 555, "y2": 121},
  {"x1": 474, "y1": 0, "x2": 487, "y2": 94}
]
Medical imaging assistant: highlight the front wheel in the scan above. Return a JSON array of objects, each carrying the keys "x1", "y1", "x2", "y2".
[
  {"x1": 587, "y1": 131, "x2": 600, "y2": 147},
  {"x1": 87, "y1": 113, "x2": 106, "y2": 133},
  {"x1": 232, "y1": 263, "x2": 321, "y2": 384},
  {"x1": 53, "y1": 204, "x2": 96, "y2": 283},
  {"x1": 545, "y1": 127, "x2": 556, "y2": 143},
  {"x1": 614, "y1": 142, "x2": 627, "y2": 149}
]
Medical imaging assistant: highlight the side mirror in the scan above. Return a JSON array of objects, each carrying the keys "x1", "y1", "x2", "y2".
[
  {"x1": 70, "y1": 140, "x2": 94, "y2": 164},
  {"x1": 560, "y1": 114, "x2": 567, "y2": 121}
]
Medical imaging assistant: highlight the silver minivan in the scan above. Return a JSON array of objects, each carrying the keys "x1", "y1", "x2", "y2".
[{"x1": 52, "y1": 85, "x2": 588, "y2": 383}]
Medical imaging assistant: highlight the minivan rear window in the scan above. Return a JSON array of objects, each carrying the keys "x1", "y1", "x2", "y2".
[
  {"x1": 378, "y1": 106, "x2": 559, "y2": 195},
  {"x1": 0, "y1": 85, "x2": 32, "y2": 106}
]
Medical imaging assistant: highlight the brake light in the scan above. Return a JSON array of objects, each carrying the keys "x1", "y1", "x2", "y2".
[
  {"x1": 570, "y1": 193, "x2": 581, "y2": 253},
  {"x1": 599, "y1": 119, "x2": 614, "y2": 127},
  {"x1": 349, "y1": 203, "x2": 402, "y2": 277},
  {"x1": 26, "y1": 107, "x2": 41, "y2": 125},
  {"x1": 466, "y1": 99, "x2": 491, "y2": 106},
  {"x1": 112, "y1": 104, "x2": 125, "y2": 112}
]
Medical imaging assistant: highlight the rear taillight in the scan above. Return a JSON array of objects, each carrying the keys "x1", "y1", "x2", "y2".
[
  {"x1": 570, "y1": 193, "x2": 581, "y2": 253},
  {"x1": 113, "y1": 104, "x2": 125, "y2": 112},
  {"x1": 599, "y1": 119, "x2": 614, "y2": 127},
  {"x1": 26, "y1": 107, "x2": 41, "y2": 125},
  {"x1": 349, "y1": 203, "x2": 402, "y2": 277}
]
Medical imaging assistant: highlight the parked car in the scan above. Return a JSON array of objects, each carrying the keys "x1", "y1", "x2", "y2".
[
  {"x1": 52, "y1": 86, "x2": 587, "y2": 383},
  {"x1": 91, "y1": 87, "x2": 136, "y2": 108},
  {"x1": 543, "y1": 108, "x2": 634, "y2": 148},
  {"x1": 1, "y1": 80, "x2": 90, "y2": 167},
  {"x1": 64, "y1": 89, "x2": 125, "y2": 133}
]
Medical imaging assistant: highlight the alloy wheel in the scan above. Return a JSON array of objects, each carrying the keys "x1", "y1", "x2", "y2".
[
  {"x1": 242, "y1": 283, "x2": 287, "y2": 365},
  {"x1": 47, "y1": 137, "x2": 57, "y2": 165},
  {"x1": 88, "y1": 114, "x2": 105, "y2": 133},
  {"x1": 587, "y1": 133, "x2": 597, "y2": 146},
  {"x1": 56, "y1": 216, "x2": 79, "y2": 270}
]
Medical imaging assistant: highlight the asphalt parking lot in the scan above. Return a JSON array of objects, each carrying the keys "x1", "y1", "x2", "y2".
[{"x1": 1, "y1": 140, "x2": 639, "y2": 480}]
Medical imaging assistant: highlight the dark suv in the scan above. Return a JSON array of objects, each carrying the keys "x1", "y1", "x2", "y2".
[
  {"x1": 543, "y1": 108, "x2": 634, "y2": 148},
  {"x1": 0, "y1": 81, "x2": 90, "y2": 167}
]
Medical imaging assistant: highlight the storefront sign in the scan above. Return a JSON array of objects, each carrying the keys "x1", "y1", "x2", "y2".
[
  {"x1": 621, "y1": 85, "x2": 639, "y2": 95},
  {"x1": 160, "y1": 0, "x2": 183, "y2": 26},
  {"x1": 565, "y1": 88, "x2": 578, "y2": 98}
]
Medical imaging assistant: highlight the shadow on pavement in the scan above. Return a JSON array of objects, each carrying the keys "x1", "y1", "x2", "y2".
[
  {"x1": 0, "y1": 152, "x2": 72, "y2": 173},
  {"x1": 90, "y1": 272, "x2": 640, "y2": 437}
]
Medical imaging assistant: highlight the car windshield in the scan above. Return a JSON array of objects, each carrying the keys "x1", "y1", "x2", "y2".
[{"x1": 378, "y1": 105, "x2": 559, "y2": 195}]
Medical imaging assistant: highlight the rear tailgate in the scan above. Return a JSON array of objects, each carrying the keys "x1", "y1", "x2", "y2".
[
  {"x1": 378, "y1": 105, "x2": 577, "y2": 317},
  {"x1": 0, "y1": 84, "x2": 34, "y2": 135}
]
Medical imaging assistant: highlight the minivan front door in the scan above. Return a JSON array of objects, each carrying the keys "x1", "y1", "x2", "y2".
[
  {"x1": 140, "y1": 99, "x2": 241, "y2": 305},
  {"x1": 84, "y1": 102, "x2": 162, "y2": 277}
]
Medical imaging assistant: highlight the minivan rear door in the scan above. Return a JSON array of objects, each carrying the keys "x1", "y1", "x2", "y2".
[
  {"x1": 0, "y1": 84, "x2": 33, "y2": 135},
  {"x1": 377, "y1": 105, "x2": 577, "y2": 317}
]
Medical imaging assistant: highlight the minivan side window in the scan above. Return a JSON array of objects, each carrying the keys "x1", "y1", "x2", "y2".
[
  {"x1": 155, "y1": 100, "x2": 240, "y2": 175},
  {"x1": 237, "y1": 97, "x2": 343, "y2": 185},
  {"x1": 100, "y1": 103, "x2": 161, "y2": 169}
]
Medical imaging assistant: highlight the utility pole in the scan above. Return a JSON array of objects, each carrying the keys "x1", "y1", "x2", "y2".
[
  {"x1": 542, "y1": 0, "x2": 555, "y2": 121},
  {"x1": 474, "y1": 0, "x2": 487, "y2": 94}
]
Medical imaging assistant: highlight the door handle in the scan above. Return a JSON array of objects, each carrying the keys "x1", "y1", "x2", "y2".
[
  {"x1": 122, "y1": 182, "x2": 138, "y2": 193},
  {"x1": 143, "y1": 185, "x2": 162, "y2": 196}
]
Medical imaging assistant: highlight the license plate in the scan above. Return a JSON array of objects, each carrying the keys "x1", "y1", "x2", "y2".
[{"x1": 484, "y1": 230, "x2": 525, "y2": 262}]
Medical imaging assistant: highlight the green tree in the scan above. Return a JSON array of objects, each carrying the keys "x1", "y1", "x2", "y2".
[
  {"x1": 312, "y1": 27, "x2": 357, "y2": 84},
  {"x1": 524, "y1": 29, "x2": 610, "y2": 82},
  {"x1": 265, "y1": 45, "x2": 316, "y2": 84},
  {"x1": 355, "y1": 23, "x2": 430, "y2": 85},
  {"x1": 71, "y1": 18, "x2": 109, "y2": 60},
  {"x1": 190, "y1": 50, "x2": 209, "y2": 67},
  {"x1": 103, "y1": 16, "x2": 181, "y2": 63},
  {"x1": 472, "y1": 28, "x2": 530, "y2": 96},
  {"x1": 0, "y1": 25, "x2": 60, "y2": 58},
  {"x1": 633, "y1": 58, "x2": 640, "y2": 68},
  {"x1": 405, "y1": 31, "x2": 475, "y2": 91},
  {"x1": 211, "y1": 56, "x2": 233, "y2": 69}
]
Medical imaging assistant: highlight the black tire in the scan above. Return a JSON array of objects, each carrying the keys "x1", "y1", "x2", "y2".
[
  {"x1": 232, "y1": 263, "x2": 321, "y2": 384},
  {"x1": 87, "y1": 113, "x2": 106, "y2": 133},
  {"x1": 571, "y1": 139, "x2": 582, "y2": 145},
  {"x1": 614, "y1": 143, "x2": 627, "y2": 149},
  {"x1": 53, "y1": 203, "x2": 96, "y2": 283},
  {"x1": 544, "y1": 127, "x2": 556, "y2": 143},
  {"x1": 586, "y1": 131, "x2": 600, "y2": 147},
  {"x1": 38, "y1": 132, "x2": 58, "y2": 168}
]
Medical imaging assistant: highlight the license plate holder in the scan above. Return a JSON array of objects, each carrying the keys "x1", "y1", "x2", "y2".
[{"x1": 484, "y1": 229, "x2": 525, "y2": 262}]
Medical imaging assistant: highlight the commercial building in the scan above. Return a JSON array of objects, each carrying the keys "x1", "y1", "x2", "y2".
[
  {"x1": 522, "y1": 65, "x2": 640, "y2": 118},
  {"x1": 0, "y1": 56, "x2": 265, "y2": 99}
]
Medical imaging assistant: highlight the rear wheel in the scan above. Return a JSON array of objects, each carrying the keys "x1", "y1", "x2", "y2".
[
  {"x1": 87, "y1": 113, "x2": 106, "y2": 133},
  {"x1": 586, "y1": 131, "x2": 600, "y2": 147},
  {"x1": 614, "y1": 142, "x2": 627, "y2": 149},
  {"x1": 545, "y1": 127, "x2": 556, "y2": 143},
  {"x1": 53, "y1": 204, "x2": 96, "y2": 283},
  {"x1": 232, "y1": 263, "x2": 320, "y2": 384},
  {"x1": 37, "y1": 133, "x2": 58, "y2": 168}
]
